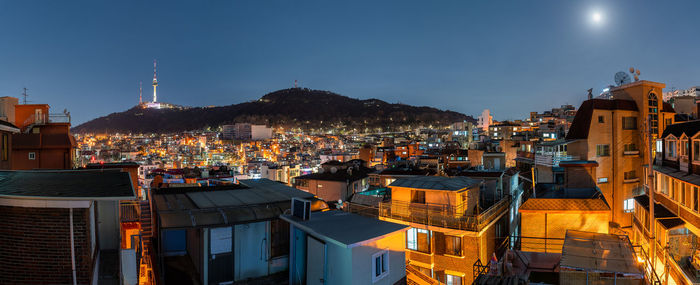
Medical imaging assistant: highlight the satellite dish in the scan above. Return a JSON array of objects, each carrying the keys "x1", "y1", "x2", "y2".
[{"x1": 614, "y1": 71, "x2": 631, "y2": 86}]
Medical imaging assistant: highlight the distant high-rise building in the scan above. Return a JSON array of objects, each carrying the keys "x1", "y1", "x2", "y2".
[
  {"x1": 221, "y1": 123, "x2": 272, "y2": 140},
  {"x1": 477, "y1": 109, "x2": 493, "y2": 131}
]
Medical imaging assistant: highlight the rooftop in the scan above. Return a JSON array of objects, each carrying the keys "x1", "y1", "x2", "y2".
[
  {"x1": 281, "y1": 210, "x2": 408, "y2": 248},
  {"x1": 560, "y1": 230, "x2": 642, "y2": 275},
  {"x1": 389, "y1": 176, "x2": 480, "y2": 191},
  {"x1": 152, "y1": 178, "x2": 315, "y2": 229},
  {"x1": 0, "y1": 169, "x2": 135, "y2": 200}
]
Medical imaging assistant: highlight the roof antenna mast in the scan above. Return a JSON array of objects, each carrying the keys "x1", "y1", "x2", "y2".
[{"x1": 22, "y1": 87, "x2": 28, "y2": 104}]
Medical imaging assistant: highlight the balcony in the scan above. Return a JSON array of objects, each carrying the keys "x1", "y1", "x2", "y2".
[
  {"x1": 21, "y1": 112, "x2": 71, "y2": 132},
  {"x1": 120, "y1": 201, "x2": 141, "y2": 223},
  {"x1": 517, "y1": 151, "x2": 535, "y2": 161},
  {"x1": 534, "y1": 154, "x2": 579, "y2": 167},
  {"x1": 378, "y1": 196, "x2": 510, "y2": 232}
]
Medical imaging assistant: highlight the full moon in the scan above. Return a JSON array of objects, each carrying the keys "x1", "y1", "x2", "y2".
[{"x1": 592, "y1": 12, "x2": 602, "y2": 23}]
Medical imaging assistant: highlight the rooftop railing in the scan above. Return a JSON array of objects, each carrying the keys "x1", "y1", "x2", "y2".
[
  {"x1": 120, "y1": 201, "x2": 141, "y2": 223},
  {"x1": 377, "y1": 195, "x2": 510, "y2": 232},
  {"x1": 534, "y1": 154, "x2": 579, "y2": 167},
  {"x1": 20, "y1": 112, "x2": 71, "y2": 132}
]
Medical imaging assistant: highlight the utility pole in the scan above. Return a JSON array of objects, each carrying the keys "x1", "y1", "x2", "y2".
[{"x1": 647, "y1": 114, "x2": 656, "y2": 274}]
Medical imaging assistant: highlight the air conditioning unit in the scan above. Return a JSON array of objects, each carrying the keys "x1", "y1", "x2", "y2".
[{"x1": 291, "y1": 198, "x2": 311, "y2": 220}]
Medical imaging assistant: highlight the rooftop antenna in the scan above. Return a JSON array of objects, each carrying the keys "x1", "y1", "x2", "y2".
[
  {"x1": 22, "y1": 87, "x2": 28, "y2": 104},
  {"x1": 294, "y1": 80, "x2": 298, "y2": 88},
  {"x1": 587, "y1": 88, "x2": 593, "y2": 100}
]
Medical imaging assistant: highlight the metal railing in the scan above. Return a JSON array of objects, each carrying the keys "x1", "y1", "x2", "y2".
[
  {"x1": 632, "y1": 245, "x2": 662, "y2": 285},
  {"x1": 378, "y1": 195, "x2": 510, "y2": 232},
  {"x1": 120, "y1": 201, "x2": 141, "y2": 222},
  {"x1": 534, "y1": 154, "x2": 579, "y2": 167},
  {"x1": 20, "y1": 112, "x2": 71, "y2": 132}
]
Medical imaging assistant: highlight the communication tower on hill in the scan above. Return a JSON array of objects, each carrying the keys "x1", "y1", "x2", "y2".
[{"x1": 152, "y1": 59, "x2": 158, "y2": 102}]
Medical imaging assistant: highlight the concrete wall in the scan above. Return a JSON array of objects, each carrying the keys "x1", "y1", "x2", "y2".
[
  {"x1": 298, "y1": 180, "x2": 349, "y2": 202},
  {"x1": 520, "y1": 211, "x2": 609, "y2": 252},
  {"x1": 351, "y1": 231, "x2": 406, "y2": 285},
  {"x1": 318, "y1": 240, "x2": 352, "y2": 285}
]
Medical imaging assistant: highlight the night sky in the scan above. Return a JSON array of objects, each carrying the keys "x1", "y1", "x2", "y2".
[{"x1": 1, "y1": 0, "x2": 699, "y2": 125}]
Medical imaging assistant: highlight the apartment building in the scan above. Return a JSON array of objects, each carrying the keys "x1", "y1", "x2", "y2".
[
  {"x1": 373, "y1": 176, "x2": 510, "y2": 284},
  {"x1": 488, "y1": 121, "x2": 519, "y2": 140},
  {"x1": 294, "y1": 160, "x2": 372, "y2": 202},
  {"x1": 631, "y1": 120, "x2": 700, "y2": 284},
  {"x1": 566, "y1": 80, "x2": 676, "y2": 232},
  {"x1": 0, "y1": 97, "x2": 76, "y2": 170},
  {"x1": 0, "y1": 170, "x2": 136, "y2": 284}
]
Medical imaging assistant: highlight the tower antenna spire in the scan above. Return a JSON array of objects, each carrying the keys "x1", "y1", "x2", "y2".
[
  {"x1": 152, "y1": 59, "x2": 158, "y2": 102},
  {"x1": 139, "y1": 81, "x2": 143, "y2": 104},
  {"x1": 22, "y1": 87, "x2": 28, "y2": 104}
]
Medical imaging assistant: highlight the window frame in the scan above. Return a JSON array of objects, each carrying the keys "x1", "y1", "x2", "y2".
[
  {"x1": 622, "y1": 117, "x2": 637, "y2": 130},
  {"x1": 444, "y1": 235, "x2": 463, "y2": 257},
  {"x1": 666, "y1": 137, "x2": 678, "y2": 159},
  {"x1": 596, "y1": 144, "x2": 610, "y2": 157},
  {"x1": 624, "y1": 198, "x2": 634, "y2": 213},
  {"x1": 446, "y1": 274, "x2": 463, "y2": 285},
  {"x1": 372, "y1": 250, "x2": 389, "y2": 283},
  {"x1": 28, "y1": 152, "x2": 36, "y2": 160},
  {"x1": 406, "y1": 228, "x2": 431, "y2": 253}
]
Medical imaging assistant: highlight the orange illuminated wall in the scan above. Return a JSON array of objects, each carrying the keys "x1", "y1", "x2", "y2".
[{"x1": 15, "y1": 104, "x2": 49, "y2": 130}]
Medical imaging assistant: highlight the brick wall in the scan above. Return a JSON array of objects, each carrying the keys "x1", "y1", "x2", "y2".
[{"x1": 0, "y1": 206, "x2": 93, "y2": 284}]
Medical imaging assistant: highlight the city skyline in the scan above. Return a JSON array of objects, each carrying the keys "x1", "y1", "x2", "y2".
[{"x1": 2, "y1": 0, "x2": 700, "y2": 125}]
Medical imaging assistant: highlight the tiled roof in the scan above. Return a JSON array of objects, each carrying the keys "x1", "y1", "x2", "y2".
[
  {"x1": 0, "y1": 170, "x2": 135, "y2": 199},
  {"x1": 519, "y1": 198, "x2": 610, "y2": 212},
  {"x1": 389, "y1": 176, "x2": 480, "y2": 191}
]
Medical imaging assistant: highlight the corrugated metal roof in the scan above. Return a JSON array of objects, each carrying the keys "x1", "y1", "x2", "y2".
[{"x1": 153, "y1": 178, "x2": 314, "y2": 229}]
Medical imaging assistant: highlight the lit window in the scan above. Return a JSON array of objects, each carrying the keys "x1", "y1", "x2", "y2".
[
  {"x1": 446, "y1": 274, "x2": 462, "y2": 285},
  {"x1": 597, "y1": 177, "x2": 608, "y2": 183},
  {"x1": 28, "y1": 152, "x2": 36, "y2": 160},
  {"x1": 624, "y1": 198, "x2": 634, "y2": 213},
  {"x1": 406, "y1": 228, "x2": 430, "y2": 253},
  {"x1": 372, "y1": 250, "x2": 389, "y2": 282}
]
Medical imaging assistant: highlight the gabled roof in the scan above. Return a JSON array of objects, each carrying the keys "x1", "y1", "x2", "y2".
[
  {"x1": 661, "y1": 120, "x2": 700, "y2": 140},
  {"x1": 0, "y1": 169, "x2": 135, "y2": 200},
  {"x1": 389, "y1": 176, "x2": 480, "y2": 191}
]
